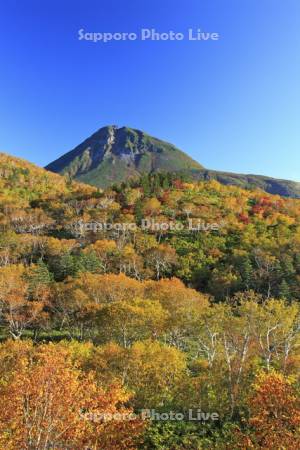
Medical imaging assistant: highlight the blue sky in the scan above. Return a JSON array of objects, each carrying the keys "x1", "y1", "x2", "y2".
[{"x1": 0, "y1": 0, "x2": 299, "y2": 181}]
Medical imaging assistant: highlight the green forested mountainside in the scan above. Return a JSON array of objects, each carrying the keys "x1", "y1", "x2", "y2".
[
  {"x1": 45, "y1": 125, "x2": 300, "y2": 197},
  {"x1": 0, "y1": 154, "x2": 299, "y2": 449},
  {"x1": 45, "y1": 125, "x2": 203, "y2": 188}
]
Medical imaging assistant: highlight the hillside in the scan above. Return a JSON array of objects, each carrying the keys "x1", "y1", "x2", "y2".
[
  {"x1": 0, "y1": 152, "x2": 96, "y2": 202},
  {"x1": 190, "y1": 168, "x2": 300, "y2": 198},
  {"x1": 1, "y1": 155, "x2": 300, "y2": 299},
  {"x1": 45, "y1": 125, "x2": 300, "y2": 197}
]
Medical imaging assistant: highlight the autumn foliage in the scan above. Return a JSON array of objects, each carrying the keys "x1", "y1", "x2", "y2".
[
  {"x1": 0, "y1": 341, "x2": 144, "y2": 450},
  {"x1": 0, "y1": 159, "x2": 300, "y2": 448}
]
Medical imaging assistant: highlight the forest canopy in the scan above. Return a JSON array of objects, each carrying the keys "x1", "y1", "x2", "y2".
[{"x1": 0, "y1": 155, "x2": 299, "y2": 449}]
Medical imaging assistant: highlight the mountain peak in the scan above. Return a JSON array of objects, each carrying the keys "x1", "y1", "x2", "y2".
[{"x1": 45, "y1": 126, "x2": 203, "y2": 187}]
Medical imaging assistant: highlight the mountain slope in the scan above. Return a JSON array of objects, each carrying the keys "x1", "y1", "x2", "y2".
[{"x1": 45, "y1": 125, "x2": 300, "y2": 197}]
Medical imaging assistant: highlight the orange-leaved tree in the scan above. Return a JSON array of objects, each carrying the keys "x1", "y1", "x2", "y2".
[
  {"x1": 237, "y1": 371, "x2": 300, "y2": 449},
  {"x1": 0, "y1": 265, "x2": 45, "y2": 339},
  {"x1": 0, "y1": 341, "x2": 144, "y2": 450}
]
